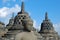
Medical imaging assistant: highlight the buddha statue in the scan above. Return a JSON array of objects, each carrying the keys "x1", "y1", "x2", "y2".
[{"x1": 15, "y1": 20, "x2": 38, "y2": 40}]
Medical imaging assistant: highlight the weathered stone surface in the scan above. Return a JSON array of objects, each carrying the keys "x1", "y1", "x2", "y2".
[
  {"x1": 1, "y1": 2, "x2": 37, "y2": 40},
  {"x1": 39, "y1": 12, "x2": 60, "y2": 40},
  {"x1": 0, "y1": 2, "x2": 60, "y2": 40},
  {"x1": 15, "y1": 32, "x2": 37, "y2": 40}
]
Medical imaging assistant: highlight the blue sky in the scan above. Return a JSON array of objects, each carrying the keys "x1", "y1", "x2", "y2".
[{"x1": 0, "y1": 0, "x2": 60, "y2": 34}]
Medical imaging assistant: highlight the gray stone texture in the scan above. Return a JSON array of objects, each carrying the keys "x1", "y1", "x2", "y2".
[{"x1": 0, "y1": 2, "x2": 60, "y2": 40}]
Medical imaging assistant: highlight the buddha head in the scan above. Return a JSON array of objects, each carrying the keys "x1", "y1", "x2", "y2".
[{"x1": 22, "y1": 20, "x2": 33, "y2": 32}]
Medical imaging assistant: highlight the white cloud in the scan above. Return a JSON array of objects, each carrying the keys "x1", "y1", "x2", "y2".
[
  {"x1": 0, "y1": 7, "x2": 9, "y2": 17},
  {"x1": 33, "y1": 20, "x2": 40, "y2": 31},
  {"x1": 33, "y1": 20, "x2": 36, "y2": 28},
  {"x1": 9, "y1": 4, "x2": 21, "y2": 14},
  {"x1": 0, "y1": 4, "x2": 21, "y2": 18},
  {"x1": 53, "y1": 23, "x2": 60, "y2": 35}
]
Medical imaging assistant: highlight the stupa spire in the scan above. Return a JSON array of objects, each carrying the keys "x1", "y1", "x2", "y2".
[
  {"x1": 45, "y1": 12, "x2": 48, "y2": 20},
  {"x1": 21, "y1": 1, "x2": 24, "y2": 13},
  {"x1": 11, "y1": 13, "x2": 14, "y2": 19}
]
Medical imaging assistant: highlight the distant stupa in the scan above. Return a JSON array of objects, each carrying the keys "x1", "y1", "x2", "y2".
[{"x1": 39, "y1": 12, "x2": 60, "y2": 40}]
